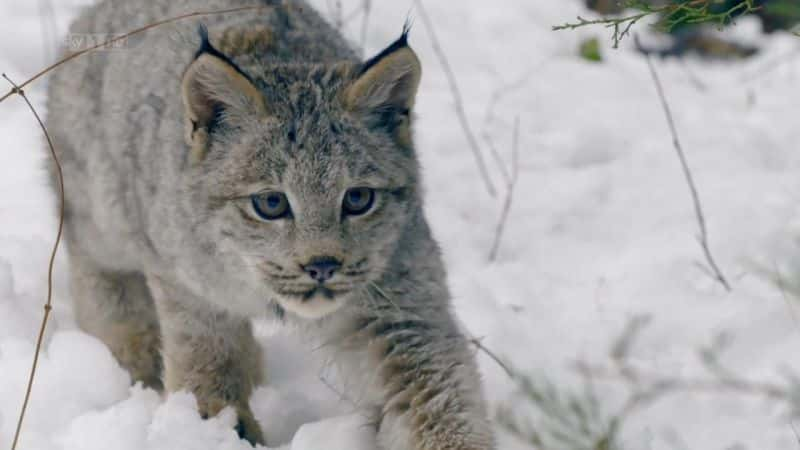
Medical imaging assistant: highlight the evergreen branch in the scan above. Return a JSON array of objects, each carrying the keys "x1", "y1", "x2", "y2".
[{"x1": 554, "y1": 0, "x2": 761, "y2": 48}]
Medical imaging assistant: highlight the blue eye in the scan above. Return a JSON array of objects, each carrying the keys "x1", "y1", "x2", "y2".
[
  {"x1": 342, "y1": 187, "x2": 375, "y2": 216},
  {"x1": 251, "y1": 192, "x2": 290, "y2": 220}
]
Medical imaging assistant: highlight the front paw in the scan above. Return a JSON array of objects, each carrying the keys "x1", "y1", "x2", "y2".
[
  {"x1": 234, "y1": 408, "x2": 265, "y2": 447},
  {"x1": 199, "y1": 399, "x2": 265, "y2": 446}
]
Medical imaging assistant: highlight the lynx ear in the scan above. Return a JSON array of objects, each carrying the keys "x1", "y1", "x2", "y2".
[
  {"x1": 344, "y1": 30, "x2": 421, "y2": 147},
  {"x1": 181, "y1": 25, "x2": 266, "y2": 163}
]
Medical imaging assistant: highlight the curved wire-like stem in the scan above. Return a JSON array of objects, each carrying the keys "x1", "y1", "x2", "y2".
[
  {"x1": 0, "y1": 5, "x2": 270, "y2": 104},
  {"x1": 0, "y1": 6, "x2": 274, "y2": 449},
  {"x1": 3, "y1": 73, "x2": 65, "y2": 450}
]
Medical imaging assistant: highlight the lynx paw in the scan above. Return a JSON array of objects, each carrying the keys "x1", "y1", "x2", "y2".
[
  {"x1": 107, "y1": 323, "x2": 163, "y2": 391},
  {"x1": 235, "y1": 410, "x2": 266, "y2": 447},
  {"x1": 199, "y1": 400, "x2": 265, "y2": 447}
]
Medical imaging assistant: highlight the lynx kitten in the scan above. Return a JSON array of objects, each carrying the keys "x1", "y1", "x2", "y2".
[{"x1": 46, "y1": 1, "x2": 493, "y2": 448}]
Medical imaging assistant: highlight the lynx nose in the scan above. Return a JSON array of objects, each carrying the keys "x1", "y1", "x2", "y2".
[{"x1": 302, "y1": 257, "x2": 342, "y2": 283}]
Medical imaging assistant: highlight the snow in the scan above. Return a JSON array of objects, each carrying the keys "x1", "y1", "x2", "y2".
[{"x1": 1, "y1": 0, "x2": 800, "y2": 449}]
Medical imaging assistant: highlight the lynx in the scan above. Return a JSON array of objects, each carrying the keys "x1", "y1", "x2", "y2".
[{"x1": 46, "y1": 1, "x2": 493, "y2": 448}]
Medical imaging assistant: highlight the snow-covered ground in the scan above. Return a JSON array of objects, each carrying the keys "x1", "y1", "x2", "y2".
[{"x1": 1, "y1": 1, "x2": 800, "y2": 449}]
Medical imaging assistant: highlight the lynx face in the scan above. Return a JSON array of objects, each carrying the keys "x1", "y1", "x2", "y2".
[{"x1": 180, "y1": 29, "x2": 421, "y2": 319}]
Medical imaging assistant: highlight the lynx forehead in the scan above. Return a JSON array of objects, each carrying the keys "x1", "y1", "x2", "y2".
[{"x1": 47, "y1": 0, "x2": 493, "y2": 448}]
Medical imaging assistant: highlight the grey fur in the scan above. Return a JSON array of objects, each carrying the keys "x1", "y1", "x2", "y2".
[{"x1": 46, "y1": 0, "x2": 493, "y2": 448}]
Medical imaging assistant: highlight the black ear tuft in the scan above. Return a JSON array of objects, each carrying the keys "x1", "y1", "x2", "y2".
[
  {"x1": 345, "y1": 24, "x2": 421, "y2": 149},
  {"x1": 195, "y1": 23, "x2": 213, "y2": 58},
  {"x1": 359, "y1": 22, "x2": 412, "y2": 76},
  {"x1": 402, "y1": 15, "x2": 414, "y2": 38},
  {"x1": 194, "y1": 24, "x2": 253, "y2": 82},
  {"x1": 181, "y1": 24, "x2": 267, "y2": 163}
]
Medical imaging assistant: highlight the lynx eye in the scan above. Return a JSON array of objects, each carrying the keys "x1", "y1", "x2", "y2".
[
  {"x1": 342, "y1": 187, "x2": 375, "y2": 216},
  {"x1": 251, "y1": 192, "x2": 290, "y2": 220}
]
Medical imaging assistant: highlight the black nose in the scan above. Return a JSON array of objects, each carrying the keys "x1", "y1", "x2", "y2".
[{"x1": 302, "y1": 257, "x2": 342, "y2": 283}]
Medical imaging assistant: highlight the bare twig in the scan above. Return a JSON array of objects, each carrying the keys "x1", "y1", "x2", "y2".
[
  {"x1": 677, "y1": 59, "x2": 708, "y2": 92},
  {"x1": 484, "y1": 134, "x2": 511, "y2": 185},
  {"x1": 610, "y1": 315, "x2": 651, "y2": 364},
  {"x1": 1, "y1": 6, "x2": 277, "y2": 448},
  {"x1": 499, "y1": 368, "x2": 617, "y2": 449},
  {"x1": 570, "y1": 318, "x2": 794, "y2": 447},
  {"x1": 318, "y1": 372, "x2": 356, "y2": 407},
  {"x1": 470, "y1": 337, "x2": 515, "y2": 381},
  {"x1": 579, "y1": 362, "x2": 789, "y2": 405},
  {"x1": 0, "y1": 5, "x2": 271, "y2": 104},
  {"x1": 501, "y1": 316, "x2": 799, "y2": 450},
  {"x1": 577, "y1": 349, "x2": 791, "y2": 440},
  {"x1": 489, "y1": 117, "x2": 520, "y2": 262},
  {"x1": 413, "y1": 0, "x2": 497, "y2": 197},
  {"x1": 638, "y1": 36, "x2": 731, "y2": 292},
  {"x1": 773, "y1": 261, "x2": 800, "y2": 331},
  {"x1": 791, "y1": 421, "x2": 800, "y2": 447},
  {"x1": 3, "y1": 74, "x2": 65, "y2": 450}
]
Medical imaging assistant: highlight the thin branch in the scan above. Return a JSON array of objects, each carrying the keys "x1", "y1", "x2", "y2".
[
  {"x1": 577, "y1": 355, "x2": 791, "y2": 435},
  {"x1": 503, "y1": 316, "x2": 796, "y2": 449},
  {"x1": 554, "y1": 12, "x2": 650, "y2": 48},
  {"x1": 3, "y1": 74, "x2": 65, "y2": 450},
  {"x1": 638, "y1": 36, "x2": 731, "y2": 292},
  {"x1": 318, "y1": 372, "x2": 357, "y2": 407},
  {"x1": 565, "y1": 318, "x2": 795, "y2": 447},
  {"x1": 413, "y1": 0, "x2": 497, "y2": 197},
  {"x1": 489, "y1": 117, "x2": 520, "y2": 262},
  {"x1": 0, "y1": 5, "x2": 271, "y2": 104},
  {"x1": 1, "y1": 6, "x2": 276, "y2": 448},
  {"x1": 677, "y1": 59, "x2": 708, "y2": 92},
  {"x1": 484, "y1": 134, "x2": 511, "y2": 185},
  {"x1": 772, "y1": 261, "x2": 800, "y2": 332},
  {"x1": 470, "y1": 337, "x2": 515, "y2": 381}
]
